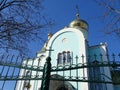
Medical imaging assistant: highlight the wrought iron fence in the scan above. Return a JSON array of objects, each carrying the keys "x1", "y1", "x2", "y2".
[{"x1": 0, "y1": 54, "x2": 120, "y2": 90}]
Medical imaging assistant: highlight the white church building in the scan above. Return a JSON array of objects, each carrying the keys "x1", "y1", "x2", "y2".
[{"x1": 15, "y1": 13, "x2": 120, "y2": 90}]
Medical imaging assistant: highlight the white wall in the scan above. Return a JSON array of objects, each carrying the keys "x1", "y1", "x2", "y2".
[{"x1": 46, "y1": 27, "x2": 89, "y2": 90}]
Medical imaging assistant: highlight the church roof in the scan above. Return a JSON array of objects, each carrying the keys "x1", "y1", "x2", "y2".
[
  {"x1": 69, "y1": 7, "x2": 88, "y2": 30},
  {"x1": 69, "y1": 18, "x2": 88, "y2": 30}
]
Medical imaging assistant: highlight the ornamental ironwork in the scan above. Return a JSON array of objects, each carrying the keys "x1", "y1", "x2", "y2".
[{"x1": 0, "y1": 54, "x2": 120, "y2": 90}]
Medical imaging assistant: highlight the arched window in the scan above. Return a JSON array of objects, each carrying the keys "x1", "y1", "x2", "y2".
[
  {"x1": 67, "y1": 51, "x2": 71, "y2": 63},
  {"x1": 23, "y1": 71, "x2": 31, "y2": 90},
  {"x1": 63, "y1": 51, "x2": 67, "y2": 64},
  {"x1": 58, "y1": 53, "x2": 62, "y2": 64},
  {"x1": 57, "y1": 51, "x2": 72, "y2": 65}
]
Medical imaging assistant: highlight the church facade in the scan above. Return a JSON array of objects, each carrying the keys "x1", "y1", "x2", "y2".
[{"x1": 15, "y1": 14, "x2": 120, "y2": 90}]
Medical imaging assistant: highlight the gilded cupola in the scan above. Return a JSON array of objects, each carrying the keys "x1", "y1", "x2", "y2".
[{"x1": 69, "y1": 9, "x2": 88, "y2": 30}]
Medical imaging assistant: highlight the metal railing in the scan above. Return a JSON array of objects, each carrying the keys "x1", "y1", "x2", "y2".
[{"x1": 0, "y1": 54, "x2": 120, "y2": 90}]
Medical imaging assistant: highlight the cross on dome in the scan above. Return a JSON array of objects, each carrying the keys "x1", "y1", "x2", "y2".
[{"x1": 69, "y1": 5, "x2": 88, "y2": 30}]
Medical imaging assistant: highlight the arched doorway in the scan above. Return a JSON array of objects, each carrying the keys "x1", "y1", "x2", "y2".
[
  {"x1": 49, "y1": 74, "x2": 74, "y2": 90},
  {"x1": 57, "y1": 86, "x2": 68, "y2": 90}
]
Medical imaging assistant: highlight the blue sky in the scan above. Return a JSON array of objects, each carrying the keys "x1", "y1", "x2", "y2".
[
  {"x1": 1, "y1": 0, "x2": 120, "y2": 90},
  {"x1": 41, "y1": 0, "x2": 120, "y2": 55}
]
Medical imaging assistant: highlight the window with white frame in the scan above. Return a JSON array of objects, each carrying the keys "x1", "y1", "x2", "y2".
[
  {"x1": 23, "y1": 71, "x2": 31, "y2": 89},
  {"x1": 57, "y1": 51, "x2": 72, "y2": 65}
]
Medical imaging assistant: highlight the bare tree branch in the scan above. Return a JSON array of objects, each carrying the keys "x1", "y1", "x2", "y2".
[
  {"x1": 94, "y1": 0, "x2": 120, "y2": 38},
  {"x1": 0, "y1": 0, "x2": 49, "y2": 57}
]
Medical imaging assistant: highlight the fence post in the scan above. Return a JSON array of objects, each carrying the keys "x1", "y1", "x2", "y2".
[{"x1": 41, "y1": 57, "x2": 51, "y2": 90}]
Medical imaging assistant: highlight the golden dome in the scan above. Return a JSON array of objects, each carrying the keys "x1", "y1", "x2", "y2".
[{"x1": 69, "y1": 19, "x2": 88, "y2": 30}]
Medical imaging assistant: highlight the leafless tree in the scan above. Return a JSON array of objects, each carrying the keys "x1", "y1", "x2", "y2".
[
  {"x1": 0, "y1": 0, "x2": 49, "y2": 57},
  {"x1": 94, "y1": 0, "x2": 120, "y2": 37}
]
